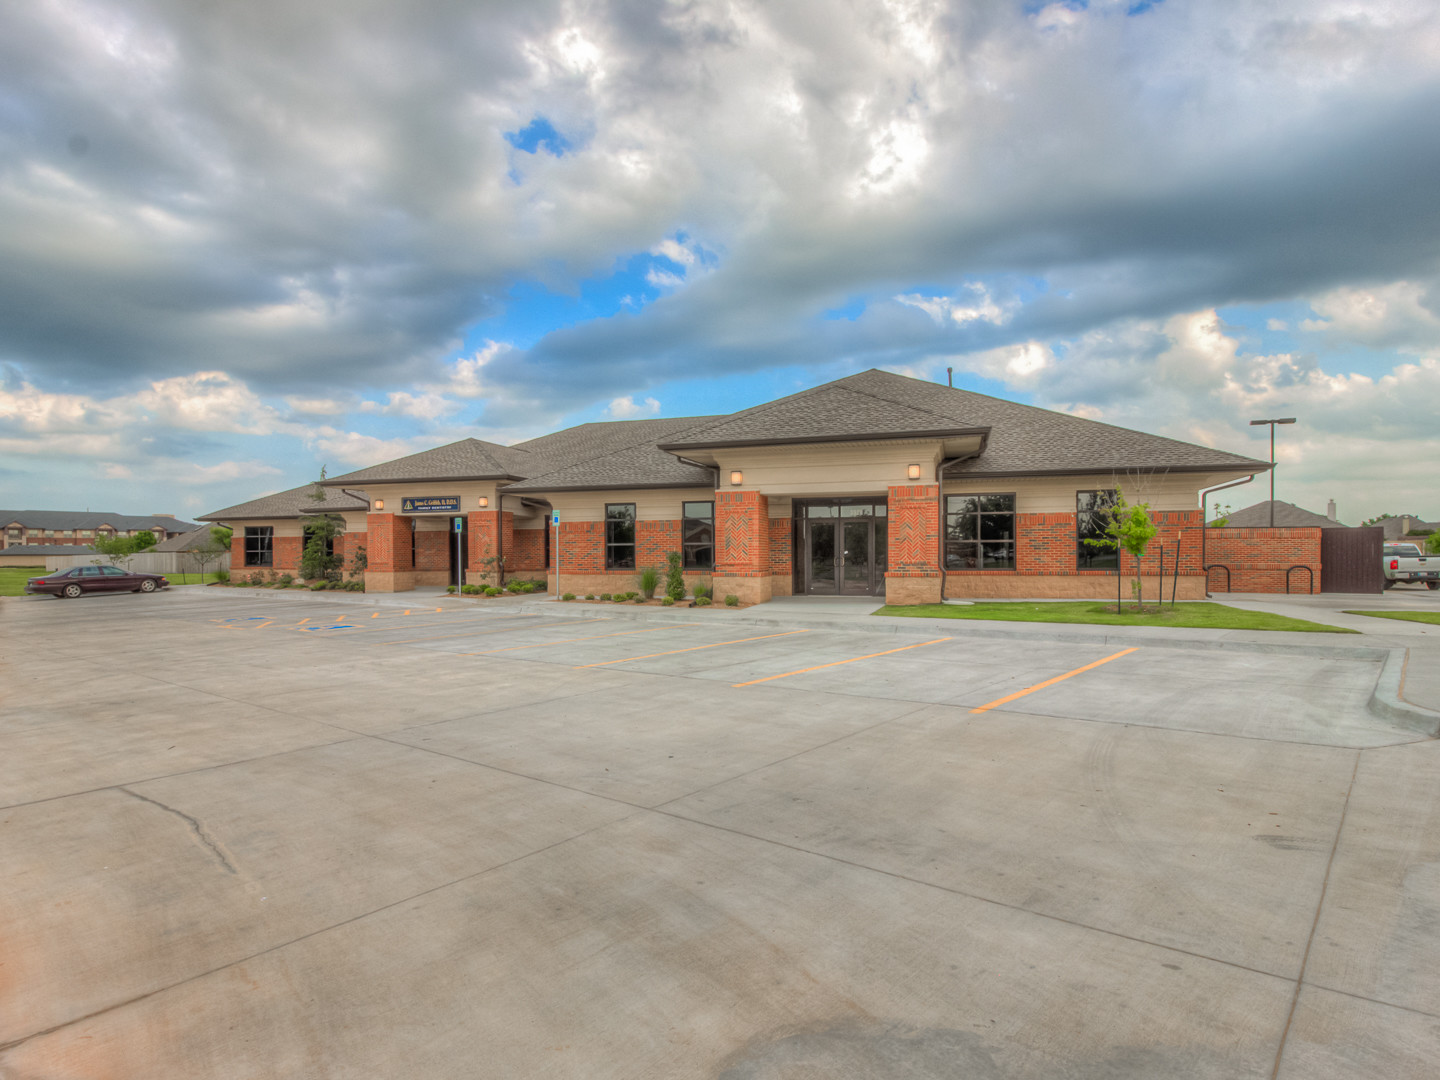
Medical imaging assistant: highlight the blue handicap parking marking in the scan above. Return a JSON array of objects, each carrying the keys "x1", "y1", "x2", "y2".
[{"x1": 297, "y1": 623, "x2": 357, "y2": 632}]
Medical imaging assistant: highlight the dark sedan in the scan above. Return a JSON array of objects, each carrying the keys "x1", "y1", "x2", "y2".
[{"x1": 25, "y1": 565, "x2": 170, "y2": 598}]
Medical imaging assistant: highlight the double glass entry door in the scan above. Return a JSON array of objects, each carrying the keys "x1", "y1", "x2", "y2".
[{"x1": 802, "y1": 502, "x2": 887, "y2": 595}]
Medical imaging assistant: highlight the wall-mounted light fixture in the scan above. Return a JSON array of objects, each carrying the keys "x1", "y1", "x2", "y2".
[
  {"x1": 907, "y1": 463, "x2": 922, "y2": 480},
  {"x1": 478, "y1": 496, "x2": 489, "y2": 508},
  {"x1": 373, "y1": 499, "x2": 384, "y2": 511},
  {"x1": 729, "y1": 470, "x2": 743, "y2": 486}
]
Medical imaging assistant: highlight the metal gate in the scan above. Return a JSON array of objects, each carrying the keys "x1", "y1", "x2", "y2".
[{"x1": 1320, "y1": 526, "x2": 1383, "y2": 593}]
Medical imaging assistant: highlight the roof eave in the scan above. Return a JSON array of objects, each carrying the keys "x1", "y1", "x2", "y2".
[
  {"x1": 943, "y1": 462, "x2": 1270, "y2": 480},
  {"x1": 656, "y1": 427, "x2": 991, "y2": 452},
  {"x1": 319, "y1": 473, "x2": 524, "y2": 487},
  {"x1": 500, "y1": 479, "x2": 717, "y2": 494}
]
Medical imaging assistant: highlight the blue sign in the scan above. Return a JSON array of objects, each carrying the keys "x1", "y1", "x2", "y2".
[
  {"x1": 401, "y1": 496, "x2": 460, "y2": 514},
  {"x1": 552, "y1": 513, "x2": 560, "y2": 526},
  {"x1": 453, "y1": 518, "x2": 463, "y2": 532}
]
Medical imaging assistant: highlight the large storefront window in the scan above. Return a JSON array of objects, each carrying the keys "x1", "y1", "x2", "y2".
[
  {"x1": 605, "y1": 504, "x2": 636, "y2": 569},
  {"x1": 682, "y1": 501, "x2": 714, "y2": 569},
  {"x1": 945, "y1": 494, "x2": 1015, "y2": 569},
  {"x1": 243, "y1": 526, "x2": 274, "y2": 567},
  {"x1": 1077, "y1": 490, "x2": 1119, "y2": 568}
]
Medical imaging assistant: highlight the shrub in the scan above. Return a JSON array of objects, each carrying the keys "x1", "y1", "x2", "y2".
[
  {"x1": 585, "y1": 594, "x2": 595, "y2": 600},
  {"x1": 311, "y1": 581, "x2": 328, "y2": 591},
  {"x1": 639, "y1": 565, "x2": 660, "y2": 599},
  {"x1": 347, "y1": 581, "x2": 364, "y2": 592},
  {"x1": 633, "y1": 594, "x2": 646, "y2": 603},
  {"x1": 695, "y1": 596, "x2": 712, "y2": 607},
  {"x1": 484, "y1": 586, "x2": 502, "y2": 597},
  {"x1": 562, "y1": 592, "x2": 576, "y2": 601},
  {"x1": 660, "y1": 596, "x2": 674, "y2": 606},
  {"x1": 518, "y1": 582, "x2": 535, "y2": 594},
  {"x1": 692, "y1": 583, "x2": 710, "y2": 601},
  {"x1": 725, "y1": 594, "x2": 739, "y2": 607},
  {"x1": 665, "y1": 552, "x2": 685, "y2": 602},
  {"x1": 278, "y1": 573, "x2": 294, "y2": 586},
  {"x1": 446, "y1": 585, "x2": 456, "y2": 593},
  {"x1": 462, "y1": 584, "x2": 483, "y2": 595},
  {"x1": 505, "y1": 580, "x2": 524, "y2": 593},
  {"x1": 215, "y1": 568, "x2": 229, "y2": 583},
  {"x1": 599, "y1": 593, "x2": 612, "y2": 602},
  {"x1": 613, "y1": 595, "x2": 628, "y2": 603}
]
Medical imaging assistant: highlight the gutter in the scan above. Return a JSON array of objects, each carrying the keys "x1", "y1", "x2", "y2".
[{"x1": 1199, "y1": 474, "x2": 1258, "y2": 598}]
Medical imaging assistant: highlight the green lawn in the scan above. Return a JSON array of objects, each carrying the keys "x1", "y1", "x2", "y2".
[
  {"x1": 875, "y1": 601, "x2": 1358, "y2": 633},
  {"x1": 1341, "y1": 610, "x2": 1440, "y2": 626},
  {"x1": 0, "y1": 566, "x2": 45, "y2": 596},
  {"x1": 0, "y1": 566, "x2": 223, "y2": 595}
]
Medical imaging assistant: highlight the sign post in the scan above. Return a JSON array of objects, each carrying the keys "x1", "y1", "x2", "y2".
[
  {"x1": 552, "y1": 511, "x2": 560, "y2": 599},
  {"x1": 453, "y1": 515, "x2": 463, "y2": 593}
]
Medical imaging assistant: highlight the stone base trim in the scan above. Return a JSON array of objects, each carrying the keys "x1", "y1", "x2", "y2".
[
  {"x1": 944, "y1": 574, "x2": 1208, "y2": 600},
  {"x1": 884, "y1": 574, "x2": 942, "y2": 606},
  {"x1": 712, "y1": 573, "x2": 777, "y2": 606},
  {"x1": 546, "y1": 570, "x2": 713, "y2": 597},
  {"x1": 365, "y1": 570, "x2": 416, "y2": 593}
]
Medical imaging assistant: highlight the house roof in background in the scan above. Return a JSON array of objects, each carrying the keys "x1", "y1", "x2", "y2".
[
  {"x1": 1223, "y1": 500, "x2": 1350, "y2": 529},
  {"x1": 0, "y1": 544, "x2": 98, "y2": 556},
  {"x1": 0, "y1": 510, "x2": 200, "y2": 532}
]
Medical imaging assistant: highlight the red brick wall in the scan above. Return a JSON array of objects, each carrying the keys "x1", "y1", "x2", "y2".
[
  {"x1": 1205, "y1": 527, "x2": 1322, "y2": 593},
  {"x1": 716, "y1": 492, "x2": 770, "y2": 578},
  {"x1": 769, "y1": 515, "x2": 792, "y2": 577},
  {"x1": 637, "y1": 519, "x2": 680, "y2": 570},
  {"x1": 1001, "y1": 509, "x2": 1204, "y2": 578},
  {"x1": 510, "y1": 528, "x2": 547, "y2": 572},
  {"x1": 366, "y1": 514, "x2": 413, "y2": 572},
  {"x1": 552, "y1": 521, "x2": 605, "y2": 572},
  {"x1": 886, "y1": 484, "x2": 940, "y2": 578},
  {"x1": 414, "y1": 529, "x2": 449, "y2": 572}
]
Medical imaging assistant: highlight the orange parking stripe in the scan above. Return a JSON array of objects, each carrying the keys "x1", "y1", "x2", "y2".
[
  {"x1": 577, "y1": 630, "x2": 810, "y2": 668},
  {"x1": 732, "y1": 637, "x2": 953, "y2": 687},
  {"x1": 468, "y1": 626, "x2": 678, "y2": 654},
  {"x1": 969, "y1": 647, "x2": 1138, "y2": 714}
]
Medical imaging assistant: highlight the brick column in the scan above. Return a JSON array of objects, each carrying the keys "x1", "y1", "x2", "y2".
[
  {"x1": 715, "y1": 491, "x2": 771, "y2": 604},
  {"x1": 365, "y1": 513, "x2": 413, "y2": 592},
  {"x1": 466, "y1": 510, "x2": 513, "y2": 585},
  {"x1": 885, "y1": 484, "x2": 941, "y2": 605}
]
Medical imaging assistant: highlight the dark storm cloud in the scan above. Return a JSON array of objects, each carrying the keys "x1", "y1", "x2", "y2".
[{"x1": 3, "y1": 0, "x2": 1440, "y2": 411}]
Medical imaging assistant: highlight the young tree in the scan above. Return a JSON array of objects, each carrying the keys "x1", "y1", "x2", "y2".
[
  {"x1": 186, "y1": 531, "x2": 231, "y2": 583},
  {"x1": 1208, "y1": 503, "x2": 1233, "y2": 528},
  {"x1": 1084, "y1": 488, "x2": 1158, "y2": 611},
  {"x1": 93, "y1": 534, "x2": 138, "y2": 568},
  {"x1": 301, "y1": 467, "x2": 345, "y2": 582},
  {"x1": 132, "y1": 530, "x2": 157, "y2": 551},
  {"x1": 665, "y1": 551, "x2": 686, "y2": 602}
]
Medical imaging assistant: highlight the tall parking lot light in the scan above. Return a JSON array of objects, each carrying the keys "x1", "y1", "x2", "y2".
[{"x1": 1249, "y1": 417, "x2": 1297, "y2": 527}]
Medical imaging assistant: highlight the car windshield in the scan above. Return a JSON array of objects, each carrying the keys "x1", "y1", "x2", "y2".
[{"x1": 1387, "y1": 544, "x2": 1423, "y2": 557}]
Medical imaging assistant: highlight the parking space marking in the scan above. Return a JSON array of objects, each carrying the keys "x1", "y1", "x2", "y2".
[
  {"x1": 577, "y1": 629, "x2": 810, "y2": 668},
  {"x1": 465, "y1": 625, "x2": 689, "y2": 654},
  {"x1": 731, "y1": 636, "x2": 954, "y2": 687},
  {"x1": 969, "y1": 647, "x2": 1139, "y2": 714}
]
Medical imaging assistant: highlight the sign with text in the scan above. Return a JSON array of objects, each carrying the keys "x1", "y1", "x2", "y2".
[{"x1": 401, "y1": 496, "x2": 460, "y2": 514}]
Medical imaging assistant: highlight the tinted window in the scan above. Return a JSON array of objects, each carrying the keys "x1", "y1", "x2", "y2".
[
  {"x1": 244, "y1": 526, "x2": 274, "y2": 567},
  {"x1": 605, "y1": 504, "x2": 636, "y2": 569},
  {"x1": 946, "y1": 494, "x2": 1015, "y2": 570},
  {"x1": 682, "y1": 501, "x2": 713, "y2": 569},
  {"x1": 1077, "y1": 490, "x2": 1119, "y2": 569}
]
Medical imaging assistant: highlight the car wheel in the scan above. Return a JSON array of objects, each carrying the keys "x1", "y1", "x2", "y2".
[
  {"x1": 139, "y1": 579, "x2": 157, "y2": 593},
  {"x1": 62, "y1": 583, "x2": 82, "y2": 599}
]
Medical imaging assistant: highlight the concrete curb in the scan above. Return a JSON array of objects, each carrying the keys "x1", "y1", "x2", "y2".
[{"x1": 1370, "y1": 648, "x2": 1440, "y2": 737}]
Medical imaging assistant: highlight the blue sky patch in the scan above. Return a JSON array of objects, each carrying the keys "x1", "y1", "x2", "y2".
[{"x1": 504, "y1": 116, "x2": 570, "y2": 156}]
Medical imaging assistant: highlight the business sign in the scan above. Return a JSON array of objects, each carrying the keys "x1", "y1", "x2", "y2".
[
  {"x1": 551, "y1": 512, "x2": 560, "y2": 526},
  {"x1": 401, "y1": 496, "x2": 460, "y2": 514}
]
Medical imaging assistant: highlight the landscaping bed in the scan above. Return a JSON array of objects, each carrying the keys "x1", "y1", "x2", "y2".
[{"x1": 875, "y1": 601, "x2": 1358, "y2": 633}]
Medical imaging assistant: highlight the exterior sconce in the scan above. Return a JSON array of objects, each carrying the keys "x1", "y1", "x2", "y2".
[
  {"x1": 478, "y1": 496, "x2": 489, "y2": 508},
  {"x1": 373, "y1": 499, "x2": 384, "y2": 511},
  {"x1": 907, "y1": 464, "x2": 922, "y2": 480},
  {"x1": 729, "y1": 470, "x2": 743, "y2": 486}
]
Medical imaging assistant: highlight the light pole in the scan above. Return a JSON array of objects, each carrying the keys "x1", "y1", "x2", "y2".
[{"x1": 1249, "y1": 417, "x2": 1296, "y2": 527}]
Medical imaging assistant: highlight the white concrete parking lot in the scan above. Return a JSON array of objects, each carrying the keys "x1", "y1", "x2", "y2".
[{"x1": 3, "y1": 586, "x2": 1440, "y2": 1078}]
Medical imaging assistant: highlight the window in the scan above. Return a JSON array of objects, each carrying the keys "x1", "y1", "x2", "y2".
[
  {"x1": 682, "y1": 501, "x2": 714, "y2": 569},
  {"x1": 243, "y1": 526, "x2": 274, "y2": 567},
  {"x1": 945, "y1": 494, "x2": 1015, "y2": 569},
  {"x1": 605, "y1": 504, "x2": 636, "y2": 569},
  {"x1": 100, "y1": 566, "x2": 126, "y2": 576},
  {"x1": 1077, "y1": 490, "x2": 1119, "y2": 569}
]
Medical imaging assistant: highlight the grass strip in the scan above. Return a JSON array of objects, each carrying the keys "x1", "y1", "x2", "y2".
[
  {"x1": 0, "y1": 566, "x2": 223, "y2": 595},
  {"x1": 875, "y1": 601, "x2": 1357, "y2": 633},
  {"x1": 1341, "y1": 610, "x2": 1440, "y2": 626}
]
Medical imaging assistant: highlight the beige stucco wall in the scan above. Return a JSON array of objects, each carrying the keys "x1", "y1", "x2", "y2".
[
  {"x1": 714, "y1": 439, "x2": 971, "y2": 498},
  {"x1": 346, "y1": 480, "x2": 500, "y2": 516},
  {"x1": 542, "y1": 488, "x2": 717, "y2": 522},
  {"x1": 940, "y1": 470, "x2": 1249, "y2": 514}
]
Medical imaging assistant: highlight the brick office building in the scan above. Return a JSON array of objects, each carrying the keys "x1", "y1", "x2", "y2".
[{"x1": 201, "y1": 369, "x2": 1283, "y2": 602}]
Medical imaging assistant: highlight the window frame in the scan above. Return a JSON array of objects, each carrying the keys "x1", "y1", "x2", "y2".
[
  {"x1": 944, "y1": 492, "x2": 1016, "y2": 571},
  {"x1": 681, "y1": 501, "x2": 714, "y2": 570},
  {"x1": 605, "y1": 503, "x2": 636, "y2": 570},
  {"x1": 243, "y1": 526, "x2": 274, "y2": 567},
  {"x1": 1076, "y1": 489, "x2": 1120, "y2": 570}
]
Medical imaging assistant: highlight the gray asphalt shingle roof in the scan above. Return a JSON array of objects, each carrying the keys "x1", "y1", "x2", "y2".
[
  {"x1": 0, "y1": 510, "x2": 200, "y2": 532},
  {"x1": 198, "y1": 484, "x2": 368, "y2": 522},
  {"x1": 1221, "y1": 501, "x2": 1350, "y2": 529},
  {"x1": 0, "y1": 544, "x2": 97, "y2": 556},
  {"x1": 322, "y1": 439, "x2": 544, "y2": 485},
  {"x1": 504, "y1": 416, "x2": 721, "y2": 492}
]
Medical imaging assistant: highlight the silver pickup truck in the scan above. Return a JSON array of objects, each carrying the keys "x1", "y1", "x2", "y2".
[{"x1": 1383, "y1": 541, "x2": 1439, "y2": 590}]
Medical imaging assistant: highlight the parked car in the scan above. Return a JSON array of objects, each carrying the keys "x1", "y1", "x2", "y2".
[
  {"x1": 1382, "y1": 542, "x2": 1439, "y2": 590},
  {"x1": 25, "y1": 565, "x2": 170, "y2": 598}
]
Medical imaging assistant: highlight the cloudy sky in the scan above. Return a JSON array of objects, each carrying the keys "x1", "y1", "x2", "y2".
[{"x1": 3, "y1": 0, "x2": 1439, "y2": 524}]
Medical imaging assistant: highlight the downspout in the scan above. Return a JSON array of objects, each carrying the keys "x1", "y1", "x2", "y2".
[
  {"x1": 935, "y1": 450, "x2": 983, "y2": 601},
  {"x1": 1199, "y1": 474, "x2": 1258, "y2": 598},
  {"x1": 496, "y1": 494, "x2": 505, "y2": 587}
]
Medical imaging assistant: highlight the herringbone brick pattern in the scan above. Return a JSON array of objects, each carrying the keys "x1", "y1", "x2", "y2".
[
  {"x1": 886, "y1": 485, "x2": 939, "y2": 576},
  {"x1": 717, "y1": 492, "x2": 770, "y2": 578}
]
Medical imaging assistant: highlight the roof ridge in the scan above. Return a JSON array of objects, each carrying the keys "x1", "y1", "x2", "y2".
[{"x1": 511, "y1": 417, "x2": 722, "y2": 488}]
